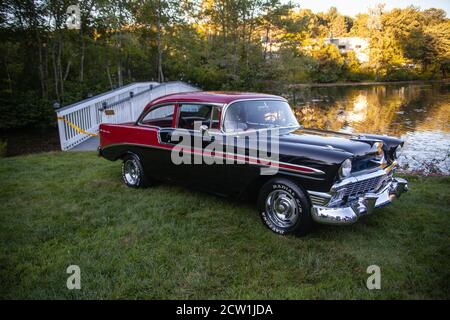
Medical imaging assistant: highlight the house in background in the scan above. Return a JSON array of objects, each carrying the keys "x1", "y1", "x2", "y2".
[
  {"x1": 261, "y1": 32, "x2": 370, "y2": 63},
  {"x1": 324, "y1": 37, "x2": 370, "y2": 63}
]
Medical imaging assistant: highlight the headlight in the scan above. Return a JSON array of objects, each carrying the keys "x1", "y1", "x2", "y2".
[
  {"x1": 394, "y1": 145, "x2": 403, "y2": 159},
  {"x1": 339, "y1": 159, "x2": 352, "y2": 178}
]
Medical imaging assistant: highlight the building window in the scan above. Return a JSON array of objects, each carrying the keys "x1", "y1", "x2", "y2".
[
  {"x1": 355, "y1": 45, "x2": 361, "y2": 49},
  {"x1": 338, "y1": 45, "x2": 346, "y2": 50}
]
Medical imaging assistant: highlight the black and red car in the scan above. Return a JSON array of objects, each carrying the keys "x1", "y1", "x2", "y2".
[{"x1": 98, "y1": 91, "x2": 408, "y2": 236}]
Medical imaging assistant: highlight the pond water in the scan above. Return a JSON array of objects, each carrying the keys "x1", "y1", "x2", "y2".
[{"x1": 288, "y1": 82, "x2": 450, "y2": 175}]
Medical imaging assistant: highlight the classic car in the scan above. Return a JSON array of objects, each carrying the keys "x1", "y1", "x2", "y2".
[{"x1": 98, "y1": 91, "x2": 408, "y2": 236}]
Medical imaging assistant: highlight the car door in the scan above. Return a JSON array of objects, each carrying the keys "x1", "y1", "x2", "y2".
[
  {"x1": 175, "y1": 103, "x2": 230, "y2": 195},
  {"x1": 221, "y1": 101, "x2": 279, "y2": 196},
  {"x1": 137, "y1": 103, "x2": 179, "y2": 181}
]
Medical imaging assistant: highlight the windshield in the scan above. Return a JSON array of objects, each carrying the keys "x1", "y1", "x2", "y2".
[{"x1": 223, "y1": 100, "x2": 299, "y2": 133}]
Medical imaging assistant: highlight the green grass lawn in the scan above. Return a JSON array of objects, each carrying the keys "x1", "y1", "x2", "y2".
[{"x1": 0, "y1": 152, "x2": 449, "y2": 299}]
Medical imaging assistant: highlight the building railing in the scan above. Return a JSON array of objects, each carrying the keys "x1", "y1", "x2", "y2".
[{"x1": 55, "y1": 81, "x2": 199, "y2": 150}]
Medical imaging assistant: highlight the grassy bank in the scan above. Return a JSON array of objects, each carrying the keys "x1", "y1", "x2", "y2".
[{"x1": 0, "y1": 152, "x2": 449, "y2": 299}]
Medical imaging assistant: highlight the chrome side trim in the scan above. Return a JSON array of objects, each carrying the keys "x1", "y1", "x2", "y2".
[
  {"x1": 101, "y1": 142, "x2": 325, "y2": 175},
  {"x1": 278, "y1": 170, "x2": 326, "y2": 181},
  {"x1": 102, "y1": 142, "x2": 172, "y2": 153}
]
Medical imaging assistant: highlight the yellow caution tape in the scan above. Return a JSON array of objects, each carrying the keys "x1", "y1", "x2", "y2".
[{"x1": 57, "y1": 116, "x2": 98, "y2": 136}]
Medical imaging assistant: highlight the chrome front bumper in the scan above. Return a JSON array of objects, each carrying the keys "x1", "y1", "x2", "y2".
[{"x1": 311, "y1": 177, "x2": 408, "y2": 225}]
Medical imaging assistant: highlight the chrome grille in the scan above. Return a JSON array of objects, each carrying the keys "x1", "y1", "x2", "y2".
[{"x1": 338, "y1": 175, "x2": 385, "y2": 197}]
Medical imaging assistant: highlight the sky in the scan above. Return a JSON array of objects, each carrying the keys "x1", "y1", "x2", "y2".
[{"x1": 289, "y1": 0, "x2": 450, "y2": 17}]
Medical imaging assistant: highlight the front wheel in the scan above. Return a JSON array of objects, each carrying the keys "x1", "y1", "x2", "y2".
[
  {"x1": 257, "y1": 178, "x2": 313, "y2": 236},
  {"x1": 121, "y1": 154, "x2": 149, "y2": 188}
]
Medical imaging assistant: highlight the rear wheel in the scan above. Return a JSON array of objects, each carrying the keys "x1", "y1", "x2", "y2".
[
  {"x1": 257, "y1": 178, "x2": 312, "y2": 236},
  {"x1": 121, "y1": 154, "x2": 149, "y2": 188}
]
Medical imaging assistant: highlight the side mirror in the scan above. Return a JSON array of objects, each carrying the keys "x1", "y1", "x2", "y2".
[
  {"x1": 200, "y1": 124, "x2": 208, "y2": 135},
  {"x1": 199, "y1": 124, "x2": 213, "y2": 141}
]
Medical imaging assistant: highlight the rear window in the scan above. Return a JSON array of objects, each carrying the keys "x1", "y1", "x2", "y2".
[{"x1": 141, "y1": 105, "x2": 175, "y2": 127}]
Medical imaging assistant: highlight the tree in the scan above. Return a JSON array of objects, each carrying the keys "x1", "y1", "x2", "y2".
[
  {"x1": 350, "y1": 13, "x2": 370, "y2": 37},
  {"x1": 310, "y1": 42, "x2": 345, "y2": 82},
  {"x1": 330, "y1": 15, "x2": 347, "y2": 37},
  {"x1": 424, "y1": 20, "x2": 450, "y2": 77},
  {"x1": 0, "y1": 1, "x2": 449, "y2": 130}
]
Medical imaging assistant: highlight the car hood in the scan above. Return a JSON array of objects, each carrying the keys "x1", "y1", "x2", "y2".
[{"x1": 280, "y1": 128, "x2": 381, "y2": 157}]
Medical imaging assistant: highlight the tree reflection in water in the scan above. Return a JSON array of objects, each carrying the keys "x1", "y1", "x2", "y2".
[{"x1": 290, "y1": 83, "x2": 450, "y2": 175}]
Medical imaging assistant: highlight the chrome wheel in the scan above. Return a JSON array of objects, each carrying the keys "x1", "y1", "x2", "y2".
[
  {"x1": 123, "y1": 159, "x2": 140, "y2": 186},
  {"x1": 265, "y1": 190, "x2": 299, "y2": 228}
]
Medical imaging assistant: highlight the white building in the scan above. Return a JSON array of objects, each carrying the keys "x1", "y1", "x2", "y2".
[{"x1": 324, "y1": 37, "x2": 370, "y2": 63}]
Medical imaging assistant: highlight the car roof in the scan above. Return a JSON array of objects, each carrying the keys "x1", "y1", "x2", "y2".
[{"x1": 145, "y1": 91, "x2": 285, "y2": 110}]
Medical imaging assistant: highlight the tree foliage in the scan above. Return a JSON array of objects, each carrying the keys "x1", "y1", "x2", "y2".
[{"x1": 0, "y1": 1, "x2": 448, "y2": 129}]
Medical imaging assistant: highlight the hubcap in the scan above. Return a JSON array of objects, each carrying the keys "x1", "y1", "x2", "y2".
[
  {"x1": 124, "y1": 160, "x2": 140, "y2": 185},
  {"x1": 265, "y1": 190, "x2": 299, "y2": 228}
]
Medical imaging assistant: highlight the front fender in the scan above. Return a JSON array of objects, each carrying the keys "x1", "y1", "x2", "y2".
[{"x1": 362, "y1": 134, "x2": 403, "y2": 161}]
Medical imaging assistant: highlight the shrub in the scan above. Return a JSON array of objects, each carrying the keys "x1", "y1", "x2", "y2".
[{"x1": 0, "y1": 139, "x2": 7, "y2": 157}]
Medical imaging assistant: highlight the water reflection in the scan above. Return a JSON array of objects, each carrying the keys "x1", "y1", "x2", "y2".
[{"x1": 289, "y1": 83, "x2": 450, "y2": 175}]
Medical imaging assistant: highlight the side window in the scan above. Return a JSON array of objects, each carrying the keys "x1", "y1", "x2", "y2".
[
  {"x1": 210, "y1": 106, "x2": 220, "y2": 130},
  {"x1": 141, "y1": 105, "x2": 175, "y2": 127},
  {"x1": 178, "y1": 104, "x2": 217, "y2": 130},
  {"x1": 223, "y1": 103, "x2": 247, "y2": 133}
]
